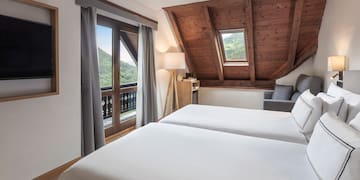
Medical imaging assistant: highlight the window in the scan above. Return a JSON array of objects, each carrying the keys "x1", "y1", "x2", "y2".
[
  {"x1": 219, "y1": 29, "x2": 247, "y2": 62},
  {"x1": 96, "y1": 15, "x2": 138, "y2": 137},
  {"x1": 120, "y1": 37, "x2": 137, "y2": 85},
  {"x1": 97, "y1": 25, "x2": 113, "y2": 88}
]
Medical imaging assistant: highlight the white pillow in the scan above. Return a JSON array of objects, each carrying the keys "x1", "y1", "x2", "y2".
[
  {"x1": 327, "y1": 83, "x2": 360, "y2": 122},
  {"x1": 350, "y1": 113, "x2": 360, "y2": 131},
  {"x1": 347, "y1": 103, "x2": 360, "y2": 123},
  {"x1": 327, "y1": 83, "x2": 352, "y2": 97},
  {"x1": 291, "y1": 90, "x2": 322, "y2": 135},
  {"x1": 317, "y1": 92, "x2": 344, "y2": 116},
  {"x1": 338, "y1": 103, "x2": 349, "y2": 123},
  {"x1": 307, "y1": 113, "x2": 360, "y2": 180}
]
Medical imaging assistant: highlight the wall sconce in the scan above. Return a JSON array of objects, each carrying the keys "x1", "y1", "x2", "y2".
[{"x1": 328, "y1": 56, "x2": 346, "y2": 87}]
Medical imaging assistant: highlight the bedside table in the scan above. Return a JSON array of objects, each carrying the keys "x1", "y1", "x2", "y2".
[{"x1": 176, "y1": 79, "x2": 200, "y2": 109}]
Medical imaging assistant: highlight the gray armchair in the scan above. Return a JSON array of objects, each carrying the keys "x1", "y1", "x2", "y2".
[{"x1": 263, "y1": 74, "x2": 323, "y2": 112}]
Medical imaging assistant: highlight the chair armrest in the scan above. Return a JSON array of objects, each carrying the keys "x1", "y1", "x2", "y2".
[
  {"x1": 263, "y1": 99, "x2": 295, "y2": 112},
  {"x1": 264, "y1": 91, "x2": 274, "y2": 99}
]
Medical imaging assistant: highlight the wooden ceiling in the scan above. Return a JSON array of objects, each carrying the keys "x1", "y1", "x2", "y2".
[{"x1": 164, "y1": 0, "x2": 326, "y2": 88}]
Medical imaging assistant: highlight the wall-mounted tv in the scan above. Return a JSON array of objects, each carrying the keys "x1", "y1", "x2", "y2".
[{"x1": 0, "y1": 15, "x2": 53, "y2": 80}]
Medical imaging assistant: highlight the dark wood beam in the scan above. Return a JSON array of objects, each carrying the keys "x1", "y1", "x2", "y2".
[
  {"x1": 201, "y1": 80, "x2": 275, "y2": 89},
  {"x1": 295, "y1": 42, "x2": 318, "y2": 67},
  {"x1": 270, "y1": 62, "x2": 290, "y2": 79},
  {"x1": 202, "y1": 6, "x2": 224, "y2": 81},
  {"x1": 287, "y1": 0, "x2": 305, "y2": 69},
  {"x1": 166, "y1": 11, "x2": 194, "y2": 72},
  {"x1": 246, "y1": 0, "x2": 256, "y2": 82},
  {"x1": 120, "y1": 31, "x2": 138, "y2": 63},
  {"x1": 271, "y1": 41, "x2": 318, "y2": 79}
]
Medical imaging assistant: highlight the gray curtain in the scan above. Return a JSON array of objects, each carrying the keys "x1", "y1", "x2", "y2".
[
  {"x1": 81, "y1": 7, "x2": 105, "y2": 156},
  {"x1": 136, "y1": 25, "x2": 158, "y2": 127}
]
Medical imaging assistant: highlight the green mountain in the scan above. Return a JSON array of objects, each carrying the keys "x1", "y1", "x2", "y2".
[
  {"x1": 98, "y1": 48, "x2": 137, "y2": 88},
  {"x1": 223, "y1": 33, "x2": 246, "y2": 60}
]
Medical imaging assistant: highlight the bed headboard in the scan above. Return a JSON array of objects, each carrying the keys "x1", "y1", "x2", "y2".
[{"x1": 344, "y1": 71, "x2": 360, "y2": 94}]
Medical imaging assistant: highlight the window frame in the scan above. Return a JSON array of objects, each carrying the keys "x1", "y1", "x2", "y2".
[
  {"x1": 218, "y1": 29, "x2": 248, "y2": 64},
  {"x1": 97, "y1": 15, "x2": 138, "y2": 137}
]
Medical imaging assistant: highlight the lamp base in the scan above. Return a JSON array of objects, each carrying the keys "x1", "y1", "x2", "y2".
[{"x1": 163, "y1": 70, "x2": 180, "y2": 117}]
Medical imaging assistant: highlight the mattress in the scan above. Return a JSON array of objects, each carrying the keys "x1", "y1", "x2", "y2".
[
  {"x1": 60, "y1": 123, "x2": 317, "y2": 180},
  {"x1": 161, "y1": 104, "x2": 307, "y2": 144}
]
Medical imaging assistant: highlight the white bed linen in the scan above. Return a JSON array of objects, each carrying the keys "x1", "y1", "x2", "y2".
[
  {"x1": 161, "y1": 104, "x2": 307, "y2": 144},
  {"x1": 60, "y1": 123, "x2": 317, "y2": 180}
]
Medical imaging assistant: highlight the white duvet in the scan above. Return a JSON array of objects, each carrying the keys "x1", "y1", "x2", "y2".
[
  {"x1": 161, "y1": 104, "x2": 307, "y2": 144},
  {"x1": 60, "y1": 123, "x2": 317, "y2": 180}
]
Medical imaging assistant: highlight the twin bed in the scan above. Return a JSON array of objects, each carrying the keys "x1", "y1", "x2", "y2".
[
  {"x1": 60, "y1": 83, "x2": 360, "y2": 180},
  {"x1": 60, "y1": 123, "x2": 317, "y2": 180},
  {"x1": 161, "y1": 104, "x2": 307, "y2": 144}
]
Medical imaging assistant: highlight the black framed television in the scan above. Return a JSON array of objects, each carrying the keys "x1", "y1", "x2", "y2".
[{"x1": 0, "y1": 14, "x2": 54, "y2": 80}]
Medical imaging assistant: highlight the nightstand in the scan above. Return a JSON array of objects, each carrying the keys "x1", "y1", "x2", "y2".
[{"x1": 176, "y1": 79, "x2": 200, "y2": 108}]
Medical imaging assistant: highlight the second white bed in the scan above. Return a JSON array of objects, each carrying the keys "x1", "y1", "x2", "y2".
[
  {"x1": 161, "y1": 104, "x2": 307, "y2": 144},
  {"x1": 60, "y1": 123, "x2": 317, "y2": 180}
]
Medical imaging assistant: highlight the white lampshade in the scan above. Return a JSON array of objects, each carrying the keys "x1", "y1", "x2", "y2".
[
  {"x1": 328, "y1": 56, "x2": 346, "y2": 72},
  {"x1": 163, "y1": 52, "x2": 186, "y2": 70}
]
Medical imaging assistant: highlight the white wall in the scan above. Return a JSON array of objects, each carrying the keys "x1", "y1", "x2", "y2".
[
  {"x1": 0, "y1": 0, "x2": 81, "y2": 179},
  {"x1": 276, "y1": 58, "x2": 315, "y2": 87},
  {"x1": 154, "y1": 10, "x2": 181, "y2": 117},
  {"x1": 109, "y1": 0, "x2": 157, "y2": 20},
  {"x1": 314, "y1": 0, "x2": 360, "y2": 88},
  {"x1": 199, "y1": 57, "x2": 315, "y2": 109},
  {"x1": 199, "y1": 88, "x2": 266, "y2": 109},
  {"x1": 0, "y1": 1, "x2": 53, "y2": 98}
]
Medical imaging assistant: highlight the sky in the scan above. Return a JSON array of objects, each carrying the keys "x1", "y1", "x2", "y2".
[{"x1": 96, "y1": 25, "x2": 136, "y2": 66}]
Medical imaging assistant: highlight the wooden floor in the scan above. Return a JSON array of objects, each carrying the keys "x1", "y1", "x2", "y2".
[
  {"x1": 35, "y1": 126, "x2": 135, "y2": 180},
  {"x1": 105, "y1": 126, "x2": 136, "y2": 144}
]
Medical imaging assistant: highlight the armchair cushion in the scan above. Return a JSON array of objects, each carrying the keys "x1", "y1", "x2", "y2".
[
  {"x1": 272, "y1": 85, "x2": 293, "y2": 100},
  {"x1": 296, "y1": 74, "x2": 323, "y2": 95},
  {"x1": 264, "y1": 91, "x2": 273, "y2": 100},
  {"x1": 263, "y1": 74, "x2": 323, "y2": 112},
  {"x1": 291, "y1": 92, "x2": 302, "y2": 101},
  {"x1": 263, "y1": 99, "x2": 295, "y2": 112},
  {"x1": 296, "y1": 74, "x2": 311, "y2": 93}
]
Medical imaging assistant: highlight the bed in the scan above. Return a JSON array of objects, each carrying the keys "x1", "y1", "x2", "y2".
[
  {"x1": 161, "y1": 104, "x2": 308, "y2": 144},
  {"x1": 60, "y1": 123, "x2": 317, "y2": 180}
]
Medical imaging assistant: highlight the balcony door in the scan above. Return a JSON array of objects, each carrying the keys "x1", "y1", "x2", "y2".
[{"x1": 96, "y1": 15, "x2": 138, "y2": 137}]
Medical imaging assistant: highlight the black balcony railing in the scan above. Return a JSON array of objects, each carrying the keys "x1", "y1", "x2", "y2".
[{"x1": 101, "y1": 82, "x2": 137, "y2": 120}]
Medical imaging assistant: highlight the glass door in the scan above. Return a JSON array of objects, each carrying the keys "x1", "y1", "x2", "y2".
[{"x1": 96, "y1": 15, "x2": 138, "y2": 137}]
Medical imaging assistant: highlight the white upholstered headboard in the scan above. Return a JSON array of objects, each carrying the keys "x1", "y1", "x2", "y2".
[{"x1": 344, "y1": 71, "x2": 360, "y2": 94}]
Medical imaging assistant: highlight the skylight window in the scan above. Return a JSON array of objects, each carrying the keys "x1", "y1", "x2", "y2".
[{"x1": 220, "y1": 29, "x2": 247, "y2": 62}]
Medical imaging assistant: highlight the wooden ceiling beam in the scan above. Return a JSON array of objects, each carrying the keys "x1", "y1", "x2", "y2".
[
  {"x1": 295, "y1": 42, "x2": 318, "y2": 67},
  {"x1": 166, "y1": 11, "x2": 194, "y2": 72},
  {"x1": 270, "y1": 61, "x2": 290, "y2": 79},
  {"x1": 200, "y1": 80, "x2": 275, "y2": 89},
  {"x1": 164, "y1": 0, "x2": 326, "y2": 87},
  {"x1": 246, "y1": 0, "x2": 256, "y2": 82},
  {"x1": 202, "y1": 6, "x2": 224, "y2": 81},
  {"x1": 271, "y1": 40, "x2": 318, "y2": 79},
  {"x1": 119, "y1": 31, "x2": 138, "y2": 63},
  {"x1": 287, "y1": 0, "x2": 305, "y2": 69}
]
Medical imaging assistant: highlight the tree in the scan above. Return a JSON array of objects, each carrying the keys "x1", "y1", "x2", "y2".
[{"x1": 98, "y1": 48, "x2": 137, "y2": 88}]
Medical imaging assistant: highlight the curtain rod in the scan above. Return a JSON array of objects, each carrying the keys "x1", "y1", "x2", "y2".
[{"x1": 75, "y1": 0, "x2": 158, "y2": 30}]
